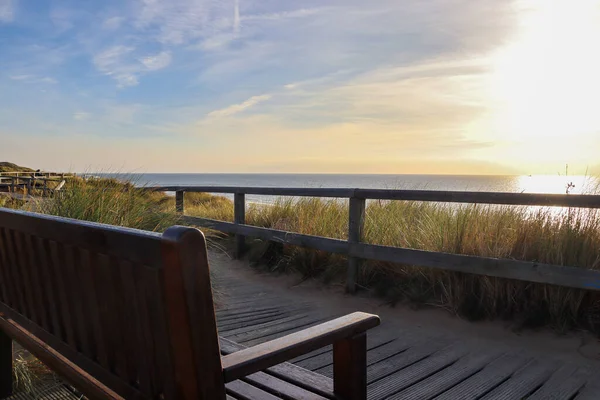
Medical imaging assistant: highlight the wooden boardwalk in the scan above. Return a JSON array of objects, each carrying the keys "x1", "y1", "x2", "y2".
[
  {"x1": 210, "y1": 251, "x2": 600, "y2": 400},
  {"x1": 6, "y1": 249, "x2": 600, "y2": 399}
]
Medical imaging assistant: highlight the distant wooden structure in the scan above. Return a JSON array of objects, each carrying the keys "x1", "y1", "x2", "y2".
[
  {"x1": 0, "y1": 171, "x2": 73, "y2": 198},
  {"x1": 0, "y1": 209, "x2": 379, "y2": 399}
]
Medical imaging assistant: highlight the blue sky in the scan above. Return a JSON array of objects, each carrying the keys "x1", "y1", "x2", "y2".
[{"x1": 1, "y1": 0, "x2": 600, "y2": 174}]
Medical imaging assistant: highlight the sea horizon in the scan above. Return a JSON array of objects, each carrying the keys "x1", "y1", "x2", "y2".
[{"x1": 97, "y1": 173, "x2": 600, "y2": 206}]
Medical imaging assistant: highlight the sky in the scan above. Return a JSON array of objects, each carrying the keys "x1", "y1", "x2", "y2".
[{"x1": 1, "y1": 0, "x2": 600, "y2": 175}]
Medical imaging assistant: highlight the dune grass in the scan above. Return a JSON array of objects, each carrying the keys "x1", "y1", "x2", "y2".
[
  {"x1": 4, "y1": 174, "x2": 600, "y2": 333},
  {"x1": 185, "y1": 193, "x2": 600, "y2": 333},
  {"x1": 29, "y1": 176, "x2": 181, "y2": 231}
]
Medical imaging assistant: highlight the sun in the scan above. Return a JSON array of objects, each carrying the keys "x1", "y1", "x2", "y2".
[{"x1": 483, "y1": 0, "x2": 600, "y2": 166}]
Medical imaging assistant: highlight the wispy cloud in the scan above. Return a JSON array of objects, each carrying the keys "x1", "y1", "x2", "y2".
[
  {"x1": 135, "y1": 0, "x2": 232, "y2": 45},
  {"x1": 9, "y1": 74, "x2": 33, "y2": 81},
  {"x1": 0, "y1": 0, "x2": 14, "y2": 23},
  {"x1": 10, "y1": 74, "x2": 58, "y2": 84},
  {"x1": 73, "y1": 112, "x2": 91, "y2": 121},
  {"x1": 140, "y1": 51, "x2": 172, "y2": 71},
  {"x1": 241, "y1": 8, "x2": 323, "y2": 22},
  {"x1": 102, "y1": 16, "x2": 124, "y2": 30},
  {"x1": 93, "y1": 45, "x2": 138, "y2": 87},
  {"x1": 92, "y1": 46, "x2": 173, "y2": 87},
  {"x1": 207, "y1": 95, "x2": 272, "y2": 119}
]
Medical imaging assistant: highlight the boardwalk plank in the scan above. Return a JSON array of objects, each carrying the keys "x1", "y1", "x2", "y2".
[
  {"x1": 528, "y1": 365, "x2": 589, "y2": 400},
  {"x1": 223, "y1": 314, "x2": 317, "y2": 339},
  {"x1": 367, "y1": 344, "x2": 468, "y2": 400},
  {"x1": 433, "y1": 353, "x2": 531, "y2": 400},
  {"x1": 387, "y1": 351, "x2": 502, "y2": 400},
  {"x1": 478, "y1": 360, "x2": 560, "y2": 400},
  {"x1": 367, "y1": 339, "x2": 454, "y2": 385},
  {"x1": 574, "y1": 381, "x2": 600, "y2": 400},
  {"x1": 225, "y1": 380, "x2": 281, "y2": 400}
]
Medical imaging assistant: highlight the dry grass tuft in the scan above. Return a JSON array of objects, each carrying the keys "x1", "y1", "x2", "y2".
[{"x1": 12, "y1": 348, "x2": 56, "y2": 393}]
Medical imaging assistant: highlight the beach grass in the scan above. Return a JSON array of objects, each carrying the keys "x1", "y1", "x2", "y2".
[
  {"x1": 28, "y1": 176, "x2": 181, "y2": 231},
  {"x1": 185, "y1": 191, "x2": 600, "y2": 333},
  {"x1": 4, "y1": 174, "x2": 600, "y2": 333}
]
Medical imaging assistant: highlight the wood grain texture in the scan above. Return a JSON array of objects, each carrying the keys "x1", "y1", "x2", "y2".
[
  {"x1": 182, "y1": 216, "x2": 348, "y2": 254},
  {"x1": 347, "y1": 197, "x2": 365, "y2": 294},
  {"x1": 219, "y1": 337, "x2": 335, "y2": 398},
  {"x1": 222, "y1": 312, "x2": 379, "y2": 383},
  {"x1": 162, "y1": 226, "x2": 226, "y2": 400},
  {"x1": 234, "y1": 193, "x2": 246, "y2": 259},
  {"x1": 176, "y1": 190, "x2": 184, "y2": 213},
  {"x1": 333, "y1": 332, "x2": 367, "y2": 400},
  {"x1": 154, "y1": 186, "x2": 600, "y2": 208}
]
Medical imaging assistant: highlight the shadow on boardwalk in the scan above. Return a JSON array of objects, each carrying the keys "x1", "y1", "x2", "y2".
[{"x1": 210, "y1": 250, "x2": 600, "y2": 400}]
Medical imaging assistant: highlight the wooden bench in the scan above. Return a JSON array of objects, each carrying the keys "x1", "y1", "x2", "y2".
[{"x1": 0, "y1": 208, "x2": 380, "y2": 399}]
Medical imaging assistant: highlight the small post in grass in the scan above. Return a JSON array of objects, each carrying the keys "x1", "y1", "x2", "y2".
[
  {"x1": 347, "y1": 196, "x2": 366, "y2": 294},
  {"x1": 176, "y1": 190, "x2": 184, "y2": 213},
  {"x1": 0, "y1": 330, "x2": 12, "y2": 398},
  {"x1": 234, "y1": 192, "x2": 246, "y2": 259}
]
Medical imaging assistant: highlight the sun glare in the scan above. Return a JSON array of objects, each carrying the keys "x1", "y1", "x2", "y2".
[
  {"x1": 516, "y1": 174, "x2": 598, "y2": 194},
  {"x1": 484, "y1": 0, "x2": 600, "y2": 166}
]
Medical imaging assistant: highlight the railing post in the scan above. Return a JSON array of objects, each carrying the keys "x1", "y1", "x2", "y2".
[
  {"x1": 234, "y1": 193, "x2": 246, "y2": 259},
  {"x1": 176, "y1": 190, "x2": 184, "y2": 213},
  {"x1": 347, "y1": 196, "x2": 366, "y2": 294},
  {"x1": 0, "y1": 329, "x2": 12, "y2": 398}
]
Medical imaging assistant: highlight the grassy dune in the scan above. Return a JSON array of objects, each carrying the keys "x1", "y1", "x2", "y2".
[
  {"x1": 185, "y1": 193, "x2": 600, "y2": 333},
  {"x1": 0, "y1": 162, "x2": 34, "y2": 173},
  {"x1": 4, "y1": 175, "x2": 600, "y2": 333}
]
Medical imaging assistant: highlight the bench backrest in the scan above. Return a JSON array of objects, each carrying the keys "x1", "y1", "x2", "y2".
[{"x1": 0, "y1": 208, "x2": 224, "y2": 399}]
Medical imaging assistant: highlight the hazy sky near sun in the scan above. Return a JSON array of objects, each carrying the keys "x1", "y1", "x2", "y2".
[{"x1": 1, "y1": 0, "x2": 600, "y2": 174}]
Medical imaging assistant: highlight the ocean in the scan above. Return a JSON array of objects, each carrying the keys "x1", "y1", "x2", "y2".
[{"x1": 111, "y1": 173, "x2": 599, "y2": 205}]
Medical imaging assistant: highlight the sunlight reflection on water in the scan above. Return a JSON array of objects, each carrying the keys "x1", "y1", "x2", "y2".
[{"x1": 516, "y1": 175, "x2": 599, "y2": 195}]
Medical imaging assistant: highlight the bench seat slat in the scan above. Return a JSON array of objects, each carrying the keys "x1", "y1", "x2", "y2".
[
  {"x1": 137, "y1": 264, "x2": 177, "y2": 398},
  {"x1": 242, "y1": 371, "x2": 329, "y2": 400},
  {"x1": 12, "y1": 232, "x2": 40, "y2": 325},
  {"x1": 1, "y1": 229, "x2": 30, "y2": 318},
  {"x1": 79, "y1": 249, "x2": 110, "y2": 370},
  {"x1": 225, "y1": 380, "x2": 282, "y2": 400},
  {"x1": 64, "y1": 244, "x2": 94, "y2": 358},
  {"x1": 95, "y1": 254, "x2": 125, "y2": 379},
  {"x1": 34, "y1": 237, "x2": 63, "y2": 339},
  {"x1": 48, "y1": 240, "x2": 77, "y2": 348},
  {"x1": 118, "y1": 259, "x2": 151, "y2": 391},
  {"x1": 0, "y1": 229, "x2": 16, "y2": 309},
  {"x1": 22, "y1": 233, "x2": 50, "y2": 332},
  {"x1": 220, "y1": 337, "x2": 335, "y2": 399}
]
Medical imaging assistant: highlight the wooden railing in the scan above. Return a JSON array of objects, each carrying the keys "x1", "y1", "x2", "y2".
[
  {"x1": 152, "y1": 186, "x2": 600, "y2": 293},
  {"x1": 0, "y1": 172, "x2": 73, "y2": 196}
]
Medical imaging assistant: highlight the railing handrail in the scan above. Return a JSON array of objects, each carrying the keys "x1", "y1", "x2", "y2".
[
  {"x1": 151, "y1": 185, "x2": 600, "y2": 294},
  {"x1": 151, "y1": 186, "x2": 600, "y2": 208}
]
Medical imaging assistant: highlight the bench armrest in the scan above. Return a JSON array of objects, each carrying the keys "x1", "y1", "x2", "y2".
[{"x1": 221, "y1": 312, "x2": 379, "y2": 382}]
